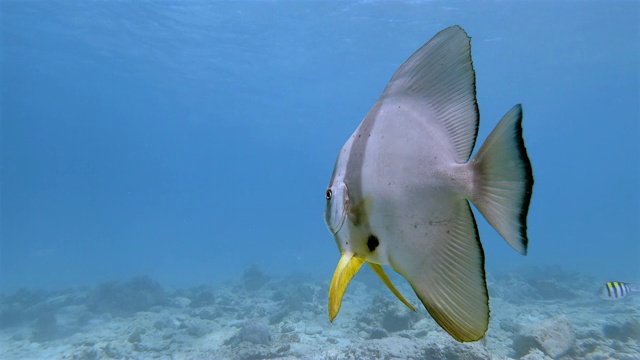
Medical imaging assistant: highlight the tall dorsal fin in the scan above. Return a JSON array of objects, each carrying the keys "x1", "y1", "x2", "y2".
[{"x1": 381, "y1": 25, "x2": 478, "y2": 163}]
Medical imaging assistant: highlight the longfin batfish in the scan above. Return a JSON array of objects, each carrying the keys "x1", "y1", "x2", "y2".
[{"x1": 324, "y1": 25, "x2": 533, "y2": 342}]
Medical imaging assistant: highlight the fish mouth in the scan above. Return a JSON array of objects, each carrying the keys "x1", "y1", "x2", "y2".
[
  {"x1": 326, "y1": 204, "x2": 348, "y2": 235},
  {"x1": 333, "y1": 206, "x2": 348, "y2": 234}
]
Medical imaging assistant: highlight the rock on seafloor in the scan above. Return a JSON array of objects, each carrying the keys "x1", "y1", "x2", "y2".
[{"x1": 513, "y1": 315, "x2": 575, "y2": 359}]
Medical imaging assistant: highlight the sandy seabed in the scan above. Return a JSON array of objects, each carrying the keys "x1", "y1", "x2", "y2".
[{"x1": 1, "y1": 266, "x2": 639, "y2": 360}]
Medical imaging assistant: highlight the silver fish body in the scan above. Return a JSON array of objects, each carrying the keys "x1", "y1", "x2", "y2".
[{"x1": 324, "y1": 25, "x2": 533, "y2": 342}]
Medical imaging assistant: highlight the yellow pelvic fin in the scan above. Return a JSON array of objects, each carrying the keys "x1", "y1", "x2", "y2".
[
  {"x1": 329, "y1": 253, "x2": 365, "y2": 322},
  {"x1": 368, "y1": 263, "x2": 416, "y2": 312}
]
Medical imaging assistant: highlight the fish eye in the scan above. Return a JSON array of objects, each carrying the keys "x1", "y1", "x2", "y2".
[{"x1": 326, "y1": 189, "x2": 332, "y2": 200}]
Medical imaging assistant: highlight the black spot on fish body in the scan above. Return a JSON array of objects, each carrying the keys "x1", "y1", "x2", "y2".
[{"x1": 367, "y1": 235, "x2": 379, "y2": 252}]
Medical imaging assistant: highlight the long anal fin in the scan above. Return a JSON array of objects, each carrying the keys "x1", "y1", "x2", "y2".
[
  {"x1": 368, "y1": 262, "x2": 416, "y2": 312},
  {"x1": 397, "y1": 200, "x2": 489, "y2": 342}
]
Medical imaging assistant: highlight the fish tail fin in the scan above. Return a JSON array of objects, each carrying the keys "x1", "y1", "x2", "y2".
[{"x1": 469, "y1": 104, "x2": 533, "y2": 255}]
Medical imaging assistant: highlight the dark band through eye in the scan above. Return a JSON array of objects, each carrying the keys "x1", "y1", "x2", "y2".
[{"x1": 326, "y1": 189, "x2": 332, "y2": 200}]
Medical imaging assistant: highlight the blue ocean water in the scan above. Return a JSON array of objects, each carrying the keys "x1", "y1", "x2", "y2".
[{"x1": 1, "y1": 0, "x2": 638, "y2": 296}]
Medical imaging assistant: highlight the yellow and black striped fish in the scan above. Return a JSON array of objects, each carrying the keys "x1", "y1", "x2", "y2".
[{"x1": 599, "y1": 281, "x2": 638, "y2": 300}]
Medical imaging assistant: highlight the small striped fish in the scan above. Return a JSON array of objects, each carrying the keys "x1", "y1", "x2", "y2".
[{"x1": 599, "y1": 281, "x2": 638, "y2": 300}]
